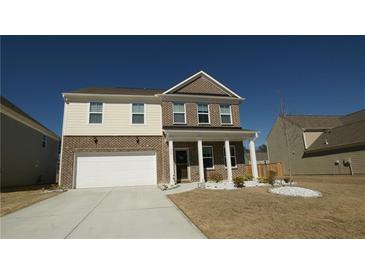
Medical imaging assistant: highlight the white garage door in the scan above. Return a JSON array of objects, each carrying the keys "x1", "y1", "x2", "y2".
[{"x1": 75, "y1": 151, "x2": 157, "y2": 188}]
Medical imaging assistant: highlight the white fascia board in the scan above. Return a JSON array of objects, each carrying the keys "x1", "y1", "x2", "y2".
[
  {"x1": 163, "y1": 129, "x2": 258, "y2": 141},
  {"x1": 165, "y1": 129, "x2": 257, "y2": 134},
  {"x1": 158, "y1": 93, "x2": 244, "y2": 103},
  {"x1": 162, "y1": 70, "x2": 243, "y2": 99}
]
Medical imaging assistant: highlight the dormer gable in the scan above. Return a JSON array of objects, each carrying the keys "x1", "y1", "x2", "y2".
[{"x1": 162, "y1": 71, "x2": 243, "y2": 99}]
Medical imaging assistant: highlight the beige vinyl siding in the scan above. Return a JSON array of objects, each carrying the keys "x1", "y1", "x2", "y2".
[
  {"x1": 63, "y1": 101, "x2": 162, "y2": 136},
  {"x1": 303, "y1": 131, "x2": 323, "y2": 148}
]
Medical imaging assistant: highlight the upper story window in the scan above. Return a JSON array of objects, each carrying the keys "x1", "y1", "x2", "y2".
[
  {"x1": 41, "y1": 135, "x2": 48, "y2": 148},
  {"x1": 223, "y1": 145, "x2": 237, "y2": 168},
  {"x1": 220, "y1": 104, "x2": 232, "y2": 124},
  {"x1": 203, "y1": 146, "x2": 214, "y2": 169},
  {"x1": 131, "y1": 103, "x2": 145, "y2": 124},
  {"x1": 173, "y1": 103, "x2": 186, "y2": 124},
  {"x1": 197, "y1": 103, "x2": 210, "y2": 124},
  {"x1": 89, "y1": 102, "x2": 103, "y2": 124}
]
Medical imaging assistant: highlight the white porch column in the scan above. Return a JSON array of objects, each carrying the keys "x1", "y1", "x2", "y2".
[
  {"x1": 224, "y1": 140, "x2": 232, "y2": 182},
  {"x1": 249, "y1": 139, "x2": 259, "y2": 179},
  {"x1": 168, "y1": 140, "x2": 175, "y2": 185},
  {"x1": 197, "y1": 139, "x2": 205, "y2": 182}
]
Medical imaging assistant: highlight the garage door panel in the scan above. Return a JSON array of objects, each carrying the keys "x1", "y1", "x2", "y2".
[{"x1": 75, "y1": 151, "x2": 157, "y2": 188}]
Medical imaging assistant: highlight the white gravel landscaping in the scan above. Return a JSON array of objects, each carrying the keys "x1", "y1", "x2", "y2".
[
  {"x1": 243, "y1": 181, "x2": 268, "y2": 187},
  {"x1": 204, "y1": 182, "x2": 236, "y2": 190},
  {"x1": 270, "y1": 186, "x2": 322, "y2": 197},
  {"x1": 203, "y1": 181, "x2": 268, "y2": 190},
  {"x1": 161, "y1": 180, "x2": 301, "y2": 192}
]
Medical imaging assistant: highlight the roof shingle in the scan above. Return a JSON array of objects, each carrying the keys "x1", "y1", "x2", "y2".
[
  {"x1": 285, "y1": 115, "x2": 343, "y2": 129},
  {"x1": 307, "y1": 120, "x2": 365, "y2": 151},
  {"x1": 70, "y1": 87, "x2": 166, "y2": 96}
]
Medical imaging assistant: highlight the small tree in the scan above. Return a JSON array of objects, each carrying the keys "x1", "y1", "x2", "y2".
[
  {"x1": 278, "y1": 90, "x2": 293, "y2": 183},
  {"x1": 233, "y1": 176, "x2": 245, "y2": 188}
]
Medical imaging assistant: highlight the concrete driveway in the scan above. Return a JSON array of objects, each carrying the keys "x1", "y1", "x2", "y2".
[{"x1": 0, "y1": 186, "x2": 205, "y2": 239}]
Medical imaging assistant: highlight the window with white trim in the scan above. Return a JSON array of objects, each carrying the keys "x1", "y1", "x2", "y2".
[
  {"x1": 197, "y1": 103, "x2": 209, "y2": 124},
  {"x1": 203, "y1": 146, "x2": 214, "y2": 169},
  {"x1": 220, "y1": 104, "x2": 232, "y2": 124},
  {"x1": 41, "y1": 135, "x2": 47, "y2": 148},
  {"x1": 223, "y1": 145, "x2": 237, "y2": 168},
  {"x1": 173, "y1": 103, "x2": 186, "y2": 124},
  {"x1": 89, "y1": 102, "x2": 103, "y2": 124},
  {"x1": 132, "y1": 103, "x2": 144, "y2": 124}
]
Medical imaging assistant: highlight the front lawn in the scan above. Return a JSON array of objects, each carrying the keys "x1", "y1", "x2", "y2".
[
  {"x1": 168, "y1": 175, "x2": 365, "y2": 238},
  {"x1": 1, "y1": 185, "x2": 61, "y2": 216}
]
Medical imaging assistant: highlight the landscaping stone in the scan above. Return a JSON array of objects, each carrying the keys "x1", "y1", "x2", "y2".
[
  {"x1": 273, "y1": 179, "x2": 296, "y2": 186},
  {"x1": 204, "y1": 182, "x2": 236, "y2": 190},
  {"x1": 244, "y1": 180, "x2": 267, "y2": 187},
  {"x1": 270, "y1": 186, "x2": 322, "y2": 197},
  {"x1": 204, "y1": 181, "x2": 267, "y2": 190}
]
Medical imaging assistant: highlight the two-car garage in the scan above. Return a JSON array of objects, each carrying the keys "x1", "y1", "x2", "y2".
[{"x1": 74, "y1": 151, "x2": 157, "y2": 188}]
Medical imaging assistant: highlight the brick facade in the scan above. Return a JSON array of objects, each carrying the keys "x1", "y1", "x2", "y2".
[
  {"x1": 170, "y1": 141, "x2": 246, "y2": 182},
  {"x1": 162, "y1": 101, "x2": 240, "y2": 127},
  {"x1": 59, "y1": 136, "x2": 167, "y2": 188},
  {"x1": 60, "y1": 136, "x2": 247, "y2": 188}
]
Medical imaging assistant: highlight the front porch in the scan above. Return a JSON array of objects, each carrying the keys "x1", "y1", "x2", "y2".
[{"x1": 164, "y1": 129, "x2": 259, "y2": 184}]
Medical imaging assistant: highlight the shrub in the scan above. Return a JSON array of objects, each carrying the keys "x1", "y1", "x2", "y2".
[
  {"x1": 233, "y1": 176, "x2": 245, "y2": 188},
  {"x1": 258, "y1": 176, "x2": 269, "y2": 184},
  {"x1": 209, "y1": 172, "x2": 223, "y2": 183},
  {"x1": 267, "y1": 170, "x2": 277, "y2": 185},
  {"x1": 244, "y1": 174, "x2": 254, "y2": 181}
]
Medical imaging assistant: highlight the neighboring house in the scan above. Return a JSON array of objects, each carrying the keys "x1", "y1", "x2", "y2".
[
  {"x1": 266, "y1": 109, "x2": 365, "y2": 175},
  {"x1": 0, "y1": 96, "x2": 60, "y2": 188},
  {"x1": 245, "y1": 151, "x2": 269, "y2": 164},
  {"x1": 59, "y1": 71, "x2": 259, "y2": 189}
]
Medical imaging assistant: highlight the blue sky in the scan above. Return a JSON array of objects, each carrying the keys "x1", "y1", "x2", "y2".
[{"x1": 1, "y1": 36, "x2": 364, "y2": 146}]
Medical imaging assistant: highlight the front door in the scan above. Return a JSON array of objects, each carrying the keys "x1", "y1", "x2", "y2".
[{"x1": 175, "y1": 149, "x2": 189, "y2": 183}]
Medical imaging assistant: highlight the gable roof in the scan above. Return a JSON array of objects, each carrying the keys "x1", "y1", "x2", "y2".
[
  {"x1": 70, "y1": 87, "x2": 165, "y2": 96},
  {"x1": 162, "y1": 71, "x2": 243, "y2": 99},
  {"x1": 0, "y1": 96, "x2": 60, "y2": 140},
  {"x1": 64, "y1": 71, "x2": 243, "y2": 100}
]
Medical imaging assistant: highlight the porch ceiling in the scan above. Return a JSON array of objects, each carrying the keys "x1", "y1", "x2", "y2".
[{"x1": 163, "y1": 128, "x2": 258, "y2": 142}]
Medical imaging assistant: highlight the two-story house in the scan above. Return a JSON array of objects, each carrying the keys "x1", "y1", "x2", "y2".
[{"x1": 59, "y1": 71, "x2": 259, "y2": 189}]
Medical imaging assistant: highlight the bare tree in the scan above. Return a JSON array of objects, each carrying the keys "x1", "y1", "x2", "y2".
[{"x1": 278, "y1": 90, "x2": 293, "y2": 182}]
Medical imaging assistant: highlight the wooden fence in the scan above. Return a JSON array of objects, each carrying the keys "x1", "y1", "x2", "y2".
[{"x1": 244, "y1": 162, "x2": 284, "y2": 177}]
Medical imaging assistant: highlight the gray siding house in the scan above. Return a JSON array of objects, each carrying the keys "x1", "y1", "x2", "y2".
[
  {"x1": 1, "y1": 96, "x2": 60, "y2": 188},
  {"x1": 266, "y1": 109, "x2": 365, "y2": 176}
]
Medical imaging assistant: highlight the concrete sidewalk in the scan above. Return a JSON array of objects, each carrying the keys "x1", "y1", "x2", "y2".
[{"x1": 0, "y1": 186, "x2": 205, "y2": 239}]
